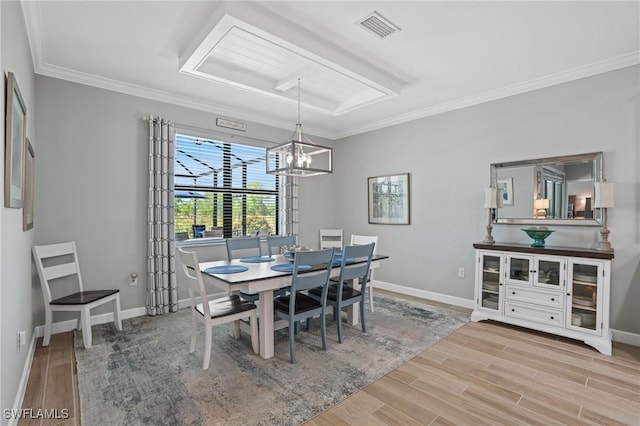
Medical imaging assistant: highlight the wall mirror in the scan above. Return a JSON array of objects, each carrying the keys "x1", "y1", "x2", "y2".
[{"x1": 490, "y1": 152, "x2": 603, "y2": 226}]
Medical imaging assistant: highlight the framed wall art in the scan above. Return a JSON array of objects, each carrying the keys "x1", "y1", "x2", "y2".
[
  {"x1": 497, "y1": 177, "x2": 514, "y2": 206},
  {"x1": 5, "y1": 72, "x2": 27, "y2": 208},
  {"x1": 23, "y1": 139, "x2": 35, "y2": 230},
  {"x1": 368, "y1": 173, "x2": 411, "y2": 225}
]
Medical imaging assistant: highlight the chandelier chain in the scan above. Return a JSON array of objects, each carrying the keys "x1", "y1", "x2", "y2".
[{"x1": 297, "y1": 77, "x2": 301, "y2": 124}]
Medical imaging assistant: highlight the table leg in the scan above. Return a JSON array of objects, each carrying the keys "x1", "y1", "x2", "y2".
[
  {"x1": 258, "y1": 290, "x2": 275, "y2": 359},
  {"x1": 345, "y1": 278, "x2": 361, "y2": 326}
]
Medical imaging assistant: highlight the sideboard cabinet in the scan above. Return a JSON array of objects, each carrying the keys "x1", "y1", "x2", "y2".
[{"x1": 472, "y1": 243, "x2": 614, "y2": 355}]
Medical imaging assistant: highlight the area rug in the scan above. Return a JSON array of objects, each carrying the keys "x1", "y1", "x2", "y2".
[{"x1": 75, "y1": 294, "x2": 469, "y2": 425}]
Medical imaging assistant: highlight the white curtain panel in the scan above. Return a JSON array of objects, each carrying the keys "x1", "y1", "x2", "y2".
[{"x1": 146, "y1": 116, "x2": 178, "y2": 315}]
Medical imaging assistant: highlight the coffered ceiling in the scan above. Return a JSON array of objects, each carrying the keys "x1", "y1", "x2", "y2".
[{"x1": 21, "y1": 1, "x2": 640, "y2": 140}]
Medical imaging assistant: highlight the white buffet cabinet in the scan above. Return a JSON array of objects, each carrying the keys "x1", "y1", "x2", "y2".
[{"x1": 471, "y1": 243, "x2": 614, "y2": 355}]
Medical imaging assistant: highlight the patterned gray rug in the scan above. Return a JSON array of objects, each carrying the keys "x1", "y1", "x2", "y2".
[{"x1": 75, "y1": 294, "x2": 469, "y2": 425}]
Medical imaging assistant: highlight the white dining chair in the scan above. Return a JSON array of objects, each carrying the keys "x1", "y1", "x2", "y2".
[
  {"x1": 350, "y1": 234, "x2": 379, "y2": 312},
  {"x1": 178, "y1": 248, "x2": 259, "y2": 370},
  {"x1": 319, "y1": 229, "x2": 343, "y2": 249},
  {"x1": 32, "y1": 241, "x2": 122, "y2": 349}
]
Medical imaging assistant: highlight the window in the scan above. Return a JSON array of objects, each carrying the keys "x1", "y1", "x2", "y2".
[{"x1": 174, "y1": 134, "x2": 279, "y2": 239}]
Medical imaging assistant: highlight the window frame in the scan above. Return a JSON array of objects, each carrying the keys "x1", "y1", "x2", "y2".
[{"x1": 174, "y1": 131, "x2": 280, "y2": 241}]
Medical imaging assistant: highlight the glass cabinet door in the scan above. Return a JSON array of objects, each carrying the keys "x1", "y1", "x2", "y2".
[
  {"x1": 480, "y1": 254, "x2": 502, "y2": 311},
  {"x1": 507, "y1": 255, "x2": 532, "y2": 285},
  {"x1": 567, "y1": 261, "x2": 601, "y2": 333},
  {"x1": 534, "y1": 256, "x2": 565, "y2": 289}
]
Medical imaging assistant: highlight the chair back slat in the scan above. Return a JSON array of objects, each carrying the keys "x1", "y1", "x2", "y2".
[
  {"x1": 290, "y1": 249, "x2": 334, "y2": 293},
  {"x1": 42, "y1": 262, "x2": 79, "y2": 281},
  {"x1": 336, "y1": 243, "x2": 375, "y2": 297},
  {"x1": 33, "y1": 241, "x2": 75, "y2": 258},
  {"x1": 350, "y1": 234, "x2": 378, "y2": 254},
  {"x1": 33, "y1": 242, "x2": 85, "y2": 304},
  {"x1": 177, "y1": 248, "x2": 210, "y2": 318},
  {"x1": 319, "y1": 229, "x2": 343, "y2": 249},
  {"x1": 266, "y1": 235, "x2": 296, "y2": 256},
  {"x1": 225, "y1": 237, "x2": 262, "y2": 260}
]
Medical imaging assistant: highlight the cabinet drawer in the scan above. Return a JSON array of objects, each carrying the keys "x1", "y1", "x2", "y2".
[
  {"x1": 506, "y1": 285, "x2": 563, "y2": 309},
  {"x1": 505, "y1": 301, "x2": 564, "y2": 327}
]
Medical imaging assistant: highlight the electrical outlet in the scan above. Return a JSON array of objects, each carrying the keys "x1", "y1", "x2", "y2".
[
  {"x1": 129, "y1": 273, "x2": 138, "y2": 286},
  {"x1": 458, "y1": 267, "x2": 465, "y2": 278},
  {"x1": 17, "y1": 331, "x2": 26, "y2": 348}
]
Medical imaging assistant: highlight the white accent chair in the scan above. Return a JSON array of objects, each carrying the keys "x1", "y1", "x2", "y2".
[
  {"x1": 319, "y1": 228, "x2": 343, "y2": 249},
  {"x1": 350, "y1": 234, "x2": 379, "y2": 312},
  {"x1": 178, "y1": 248, "x2": 259, "y2": 370},
  {"x1": 32, "y1": 241, "x2": 122, "y2": 349}
]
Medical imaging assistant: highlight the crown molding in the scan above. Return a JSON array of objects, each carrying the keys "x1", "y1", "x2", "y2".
[
  {"x1": 335, "y1": 51, "x2": 640, "y2": 139},
  {"x1": 21, "y1": 1, "x2": 639, "y2": 141}
]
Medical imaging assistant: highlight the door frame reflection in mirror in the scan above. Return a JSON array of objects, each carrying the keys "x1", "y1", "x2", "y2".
[{"x1": 490, "y1": 152, "x2": 603, "y2": 227}]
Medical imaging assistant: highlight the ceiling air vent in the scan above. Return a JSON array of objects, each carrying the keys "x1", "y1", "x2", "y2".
[{"x1": 357, "y1": 11, "x2": 401, "y2": 39}]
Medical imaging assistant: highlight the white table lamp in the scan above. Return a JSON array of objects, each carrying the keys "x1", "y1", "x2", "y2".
[
  {"x1": 594, "y1": 182, "x2": 614, "y2": 252},
  {"x1": 483, "y1": 187, "x2": 498, "y2": 244},
  {"x1": 534, "y1": 198, "x2": 550, "y2": 218}
]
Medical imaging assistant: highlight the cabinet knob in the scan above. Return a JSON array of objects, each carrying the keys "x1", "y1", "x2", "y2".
[
  {"x1": 551, "y1": 298, "x2": 555, "y2": 302},
  {"x1": 512, "y1": 291, "x2": 516, "y2": 295},
  {"x1": 567, "y1": 293, "x2": 571, "y2": 296},
  {"x1": 511, "y1": 308, "x2": 515, "y2": 312},
  {"x1": 550, "y1": 316, "x2": 554, "y2": 320}
]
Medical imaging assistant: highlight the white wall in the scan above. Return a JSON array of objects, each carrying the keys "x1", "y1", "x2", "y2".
[
  {"x1": 1, "y1": 1, "x2": 36, "y2": 420},
  {"x1": 333, "y1": 65, "x2": 640, "y2": 334}
]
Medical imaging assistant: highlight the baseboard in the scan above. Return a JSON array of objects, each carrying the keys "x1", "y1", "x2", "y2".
[
  {"x1": 611, "y1": 328, "x2": 640, "y2": 346},
  {"x1": 373, "y1": 280, "x2": 476, "y2": 310},
  {"x1": 8, "y1": 333, "x2": 38, "y2": 426}
]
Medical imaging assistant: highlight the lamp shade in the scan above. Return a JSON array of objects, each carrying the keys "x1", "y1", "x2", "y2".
[
  {"x1": 534, "y1": 198, "x2": 549, "y2": 210},
  {"x1": 484, "y1": 187, "x2": 498, "y2": 209},
  {"x1": 594, "y1": 182, "x2": 614, "y2": 208}
]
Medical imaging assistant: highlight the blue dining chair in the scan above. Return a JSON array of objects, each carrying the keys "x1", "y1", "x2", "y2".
[
  {"x1": 308, "y1": 242, "x2": 374, "y2": 344},
  {"x1": 273, "y1": 248, "x2": 334, "y2": 363},
  {"x1": 266, "y1": 235, "x2": 297, "y2": 256},
  {"x1": 225, "y1": 237, "x2": 264, "y2": 260},
  {"x1": 225, "y1": 237, "x2": 264, "y2": 302}
]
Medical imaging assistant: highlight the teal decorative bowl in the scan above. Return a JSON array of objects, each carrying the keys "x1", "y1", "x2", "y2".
[{"x1": 522, "y1": 228, "x2": 555, "y2": 247}]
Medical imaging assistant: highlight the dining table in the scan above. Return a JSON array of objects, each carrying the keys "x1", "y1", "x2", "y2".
[{"x1": 199, "y1": 252, "x2": 389, "y2": 359}]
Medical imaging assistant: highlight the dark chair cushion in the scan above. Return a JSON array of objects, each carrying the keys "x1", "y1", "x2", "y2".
[
  {"x1": 274, "y1": 293, "x2": 321, "y2": 315},
  {"x1": 50, "y1": 289, "x2": 119, "y2": 305},
  {"x1": 309, "y1": 284, "x2": 362, "y2": 301},
  {"x1": 195, "y1": 295, "x2": 256, "y2": 319}
]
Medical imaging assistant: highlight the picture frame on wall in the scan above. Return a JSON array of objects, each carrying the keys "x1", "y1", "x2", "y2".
[
  {"x1": 368, "y1": 173, "x2": 411, "y2": 225},
  {"x1": 497, "y1": 177, "x2": 514, "y2": 206},
  {"x1": 4, "y1": 72, "x2": 27, "y2": 208},
  {"x1": 23, "y1": 139, "x2": 35, "y2": 230}
]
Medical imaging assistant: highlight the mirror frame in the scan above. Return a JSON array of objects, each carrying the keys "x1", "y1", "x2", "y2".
[{"x1": 490, "y1": 152, "x2": 603, "y2": 227}]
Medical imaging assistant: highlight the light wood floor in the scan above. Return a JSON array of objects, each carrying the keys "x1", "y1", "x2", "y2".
[
  {"x1": 19, "y1": 332, "x2": 79, "y2": 426},
  {"x1": 20, "y1": 291, "x2": 640, "y2": 425}
]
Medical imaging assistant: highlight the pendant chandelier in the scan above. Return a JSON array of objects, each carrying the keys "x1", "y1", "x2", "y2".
[{"x1": 266, "y1": 79, "x2": 333, "y2": 176}]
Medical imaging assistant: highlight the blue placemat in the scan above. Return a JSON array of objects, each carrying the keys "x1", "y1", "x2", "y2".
[
  {"x1": 333, "y1": 256, "x2": 355, "y2": 264},
  {"x1": 204, "y1": 265, "x2": 249, "y2": 274},
  {"x1": 239, "y1": 256, "x2": 276, "y2": 263},
  {"x1": 271, "y1": 264, "x2": 312, "y2": 272}
]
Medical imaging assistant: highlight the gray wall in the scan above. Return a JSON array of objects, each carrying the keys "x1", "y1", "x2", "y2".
[
  {"x1": 33, "y1": 75, "x2": 336, "y2": 317},
  {"x1": 332, "y1": 65, "x2": 639, "y2": 334},
  {"x1": 1, "y1": 1, "x2": 36, "y2": 419}
]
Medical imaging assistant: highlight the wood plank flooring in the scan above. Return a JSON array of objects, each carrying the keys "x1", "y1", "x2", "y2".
[
  {"x1": 307, "y1": 319, "x2": 640, "y2": 425},
  {"x1": 19, "y1": 291, "x2": 640, "y2": 425},
  {"x1": 19, "y1": 333, "x2": 79, "y2": 426}
]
